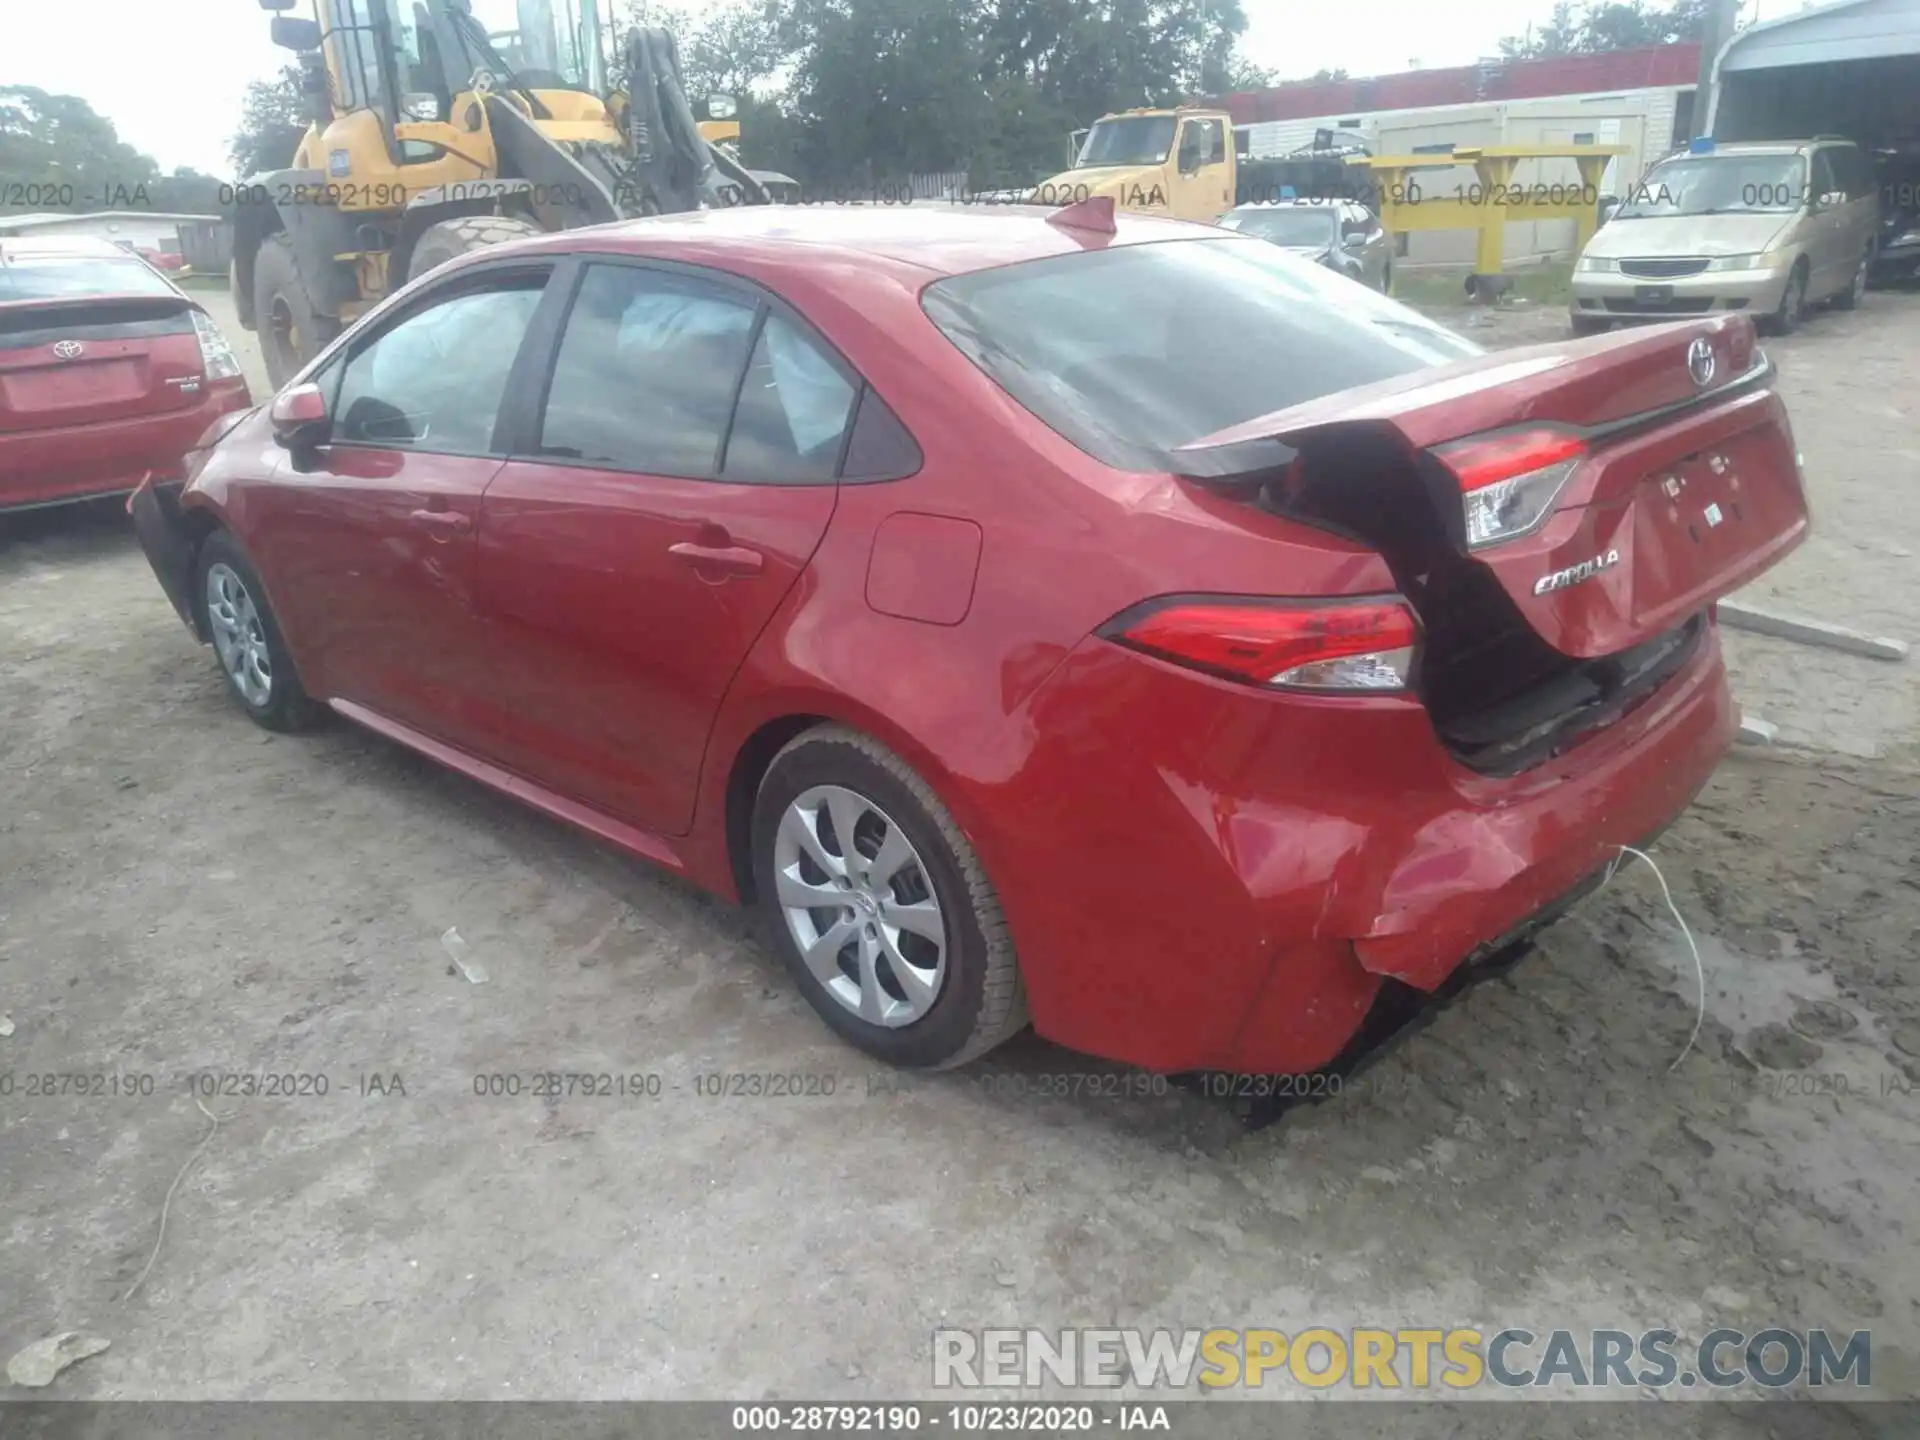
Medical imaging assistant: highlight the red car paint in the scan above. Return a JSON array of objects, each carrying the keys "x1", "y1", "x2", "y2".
[
  {"x1": 1, "y1": 236, "x2": 250, "y2": 511},
  {"x1": 131, "y1": 208, "x2": 1808, "y2": 1075}
]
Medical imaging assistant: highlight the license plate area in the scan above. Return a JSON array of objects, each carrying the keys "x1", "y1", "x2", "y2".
[{"x1": 1634, "y1": 284, "x2": 1674, "y2": 303}]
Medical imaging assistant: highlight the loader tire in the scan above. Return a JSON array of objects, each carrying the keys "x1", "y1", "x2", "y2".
[
  {"x1": 408, "y1": 215, "x2": 546, "y2": 280},
  {"x1": 254, "y1": 234, "x2": 340, "y2": 391}
]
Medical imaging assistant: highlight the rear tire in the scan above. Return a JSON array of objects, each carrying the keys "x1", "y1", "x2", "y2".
[
  {"x1": 1832, "y1": 251, "x2": 1869, "y2": 311},
  {"x1": 408, "y1": 215, "x2": 546, "y2": 279},
  {"x1": 750, "y1": 725, "x2": 1028, "y2": 1069},
  {"x1": 194, "y1": 531, "x2": 320, "y2": 733},
  {"x1": 1570, "y1": 314, "x2": 1611, "y2": 336},
  {"x1": 253, "y1": 234, "x2": 339, "y2": 391}
]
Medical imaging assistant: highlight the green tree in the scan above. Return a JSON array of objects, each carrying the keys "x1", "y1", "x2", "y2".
[
  {"x1": 0, "y1": 86, "x2": 158, "y2": 211},
  {"x1": 230, "y1": 65, "x2": 311, "y2": 178},
  {"x1": 1500, "y1": 0, "x2": 1708, "y2": 59}
]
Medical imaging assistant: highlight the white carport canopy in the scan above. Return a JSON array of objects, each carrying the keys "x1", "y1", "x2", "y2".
[{"x1": 1709, "y1": 0, "x2": 1920, "y2": 142}]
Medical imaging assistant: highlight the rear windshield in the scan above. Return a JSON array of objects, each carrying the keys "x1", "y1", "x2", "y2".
[
  {"x1": 0, "y1": 256, "x2": 178, "y2": 302},
  {"x1": 922, "y1": 236, "x2": 1480, "y2": 472}
]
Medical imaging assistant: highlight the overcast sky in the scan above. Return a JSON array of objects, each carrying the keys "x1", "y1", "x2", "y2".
[{"x1": 5, "y1": 0, "x2": 1698, "y2": 177}]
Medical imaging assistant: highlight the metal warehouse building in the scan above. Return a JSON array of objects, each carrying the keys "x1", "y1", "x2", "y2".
[{"x1": 1711, "y1": 0, "x2": 1920, "y2": 148}]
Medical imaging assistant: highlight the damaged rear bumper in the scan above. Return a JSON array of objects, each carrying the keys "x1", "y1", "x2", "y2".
[{"x1": 984, "y1": 625, "x2": 1736, "y2": 1076}]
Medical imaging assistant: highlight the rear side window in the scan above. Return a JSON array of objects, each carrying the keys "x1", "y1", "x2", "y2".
[
  {"x1": 922, "y1": 236, "x2": 1480, "y2": 472},
  {"x1": 539, "y1": 264, "x2": 758, "y2": 476},
  {"x1": 536, "y1": 263, "x2": 862, "y2": 484},
  {"x1": 0, "y1": 256, "x2": 177, "y2": 301},
  {"x1": 1828, "y1": 146, "x2": 1873, "y2": 199},
  {"x1": 722, "y1": 312, "x2": 858, "y2": 483}
]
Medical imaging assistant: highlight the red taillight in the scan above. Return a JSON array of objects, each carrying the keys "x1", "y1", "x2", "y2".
[
  {"x1": 1101, "y1": 596, "x2": 1420, "y2": 692},
  {"x1": 1433, "y1": 427, "x2": 1587, "y2": 492}
]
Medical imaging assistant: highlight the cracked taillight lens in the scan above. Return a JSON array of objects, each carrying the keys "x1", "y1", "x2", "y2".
[{"x1": 1434, "y1": 426, "x2": 1587, "y2": 549}]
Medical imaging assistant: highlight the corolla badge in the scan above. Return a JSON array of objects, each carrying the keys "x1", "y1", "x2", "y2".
[
  {"x1": 1686, "y1": 337, "x2": 1716, "y2": 388},
  {"x1": 52, "y1": 340, "x2": 84, "y2": 360},
  {"x1": 1533, "y1": 549, "x2": 1622, "y2": 595}
]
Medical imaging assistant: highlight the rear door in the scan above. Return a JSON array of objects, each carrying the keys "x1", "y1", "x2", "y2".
[
  {"x1": 250, "y1": 262, "x2": 553, "y2": 744},
  {"x1": 473, "y1": 258, "x2": 854, "y2": 835}
]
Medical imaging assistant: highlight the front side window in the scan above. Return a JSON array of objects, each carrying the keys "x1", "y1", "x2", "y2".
[
  {"x1": 1179, "y1": 118, "x2": 1224, "y2": 173},
  {"x1": 333, "y1": 276, "x2": 546, "y2": 452},
  {"x1": 924, "y1": 236, "x2": 1480, "y2": 472}
]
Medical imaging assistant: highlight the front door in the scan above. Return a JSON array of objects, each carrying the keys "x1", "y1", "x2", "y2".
[
  {"x1": 1174, "y1": 115, "x2": 1233, "y2": 221},
  {"x1": 473, "y1": 260, "x2": 858, "y2": 834},
  {"x1": 252, "y1": 265, "x2": 552, "y2": 746}
]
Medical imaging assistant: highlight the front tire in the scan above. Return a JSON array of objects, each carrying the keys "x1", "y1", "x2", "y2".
[
  {"x1": 1763, "y1": 262, "x2": 1807, "y2": 335},
  {"x1": 253, "y1": 234, "x2": 339, "y2": 390},
  {"x1": 750, "y1": 725, "x2": 1028, "y2": 1068},
  {"x1": 1570, "y1": 313, "x2": 1611, "y2": 336},
  {"x1": 408, "y1": 215, "x2": 546, "y2": 279},
  {"x1": 195, "y1": 531, "x2": 319, "y2": 732}
]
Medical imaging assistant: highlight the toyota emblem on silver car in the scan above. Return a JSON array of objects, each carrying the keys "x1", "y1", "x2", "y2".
[
  {"x1": 1686, "y1": 337, "x2": 1716, "y2": 388},
  {"x1": 52, "y1": 340, "x2": 84, "y2": 360}
]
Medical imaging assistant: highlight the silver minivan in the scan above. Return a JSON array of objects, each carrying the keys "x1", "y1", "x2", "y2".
[{"x1": 1571, "y1": 138, "x2": 1879, "y2": 335}]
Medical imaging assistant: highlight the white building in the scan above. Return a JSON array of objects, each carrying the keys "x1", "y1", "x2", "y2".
[{"x1": 0, "y1": 211, "x2": 219, "y2": 256}]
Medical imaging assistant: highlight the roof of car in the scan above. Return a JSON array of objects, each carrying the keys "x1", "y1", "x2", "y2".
[
  {"x1": 1675, "y1": 140, "x2": 1843, "y2": 157},
  {"x1": 0, "y1": 234, "x2": 150, "y2": 260},
  {"x1": 506, "y1": 202, "x2": 1218, "y2": 280}
]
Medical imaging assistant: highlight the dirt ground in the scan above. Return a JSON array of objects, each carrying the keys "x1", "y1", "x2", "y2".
[{"x1": 1, "y1": 288, "x2": 1917, "y2": 1416}]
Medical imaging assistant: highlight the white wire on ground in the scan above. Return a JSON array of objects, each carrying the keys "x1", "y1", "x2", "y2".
[
  {"x1": 1602, "y1": 843, "x2": 1706, "y2": 1074},
  {"x1": 121, "y1": 1095, "x2": 226, "y2": 1304}
]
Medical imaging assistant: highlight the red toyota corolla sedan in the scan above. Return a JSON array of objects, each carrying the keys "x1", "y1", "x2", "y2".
[
  {"x1": 129, "y1": 201, "x2": 1808, "y2": 1075},
  {"x1": 1, "y1": 236, "x2": 250, "y2": 512}
]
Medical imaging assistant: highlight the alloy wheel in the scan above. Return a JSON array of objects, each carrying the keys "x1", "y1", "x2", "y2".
[
  {"x1": 205, "y1": 562, "x2": 273, "y2": 707},
  {"x1": 772, "y1": 783, "x2": 946, "y2": 1026}
]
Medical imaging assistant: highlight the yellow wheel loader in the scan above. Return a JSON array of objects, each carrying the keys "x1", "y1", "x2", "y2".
[{"x1": 235, "y1": 0, "x2": 775, "y2": 386}]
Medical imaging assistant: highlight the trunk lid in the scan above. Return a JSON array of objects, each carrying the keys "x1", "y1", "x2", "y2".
[
  {"x1": 0, "y1": 295, "x2": 208, "y2": 436},
  {"x1": 1178, "y1": 315, "x2": 1809, "y2": 661}
]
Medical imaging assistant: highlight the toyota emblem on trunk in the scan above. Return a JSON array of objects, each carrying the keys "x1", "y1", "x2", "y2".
[
  {"x1": 1686, "y1": 337, "x2": 1716, "y2": 388},
  {"x1": 52, "y1": 340, "x2": 84, "y2": 360}
]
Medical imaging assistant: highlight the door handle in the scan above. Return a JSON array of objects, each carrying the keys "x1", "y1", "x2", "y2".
[
  {"x1": 669, "y1": 541, "x2": 763, "y2": 577},
  {"x1": 409, "y1": 508, "x2": 472, "y2": 538}
]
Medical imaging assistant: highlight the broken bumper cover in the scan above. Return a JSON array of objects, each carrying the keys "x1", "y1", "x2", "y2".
[
  {"x1": 982, "y1": 626, "x2": 1737, "y2": 1076},
  {"x1": 128, "y1": 479, "x2": 202, "y2": 638}
]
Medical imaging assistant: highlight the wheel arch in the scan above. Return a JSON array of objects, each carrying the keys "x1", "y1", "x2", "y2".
[{"x1": 709, "y1": 697, "x2": 1003, "y2": 911}]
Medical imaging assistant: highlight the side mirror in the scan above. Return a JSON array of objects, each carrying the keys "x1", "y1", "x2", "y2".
[
  {"x1": 1342, "y1": 230, "x2": 1367, "y2": 250},
  {"x1": 270, "y1": 15, "x2": 323, "y2": 50},
  {"x1": 1597, "y1": 196, "x2": 1621, "y2": 225},
  {"x1": 270, "y1": 383, "x2": 330, "y2": 451}
]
